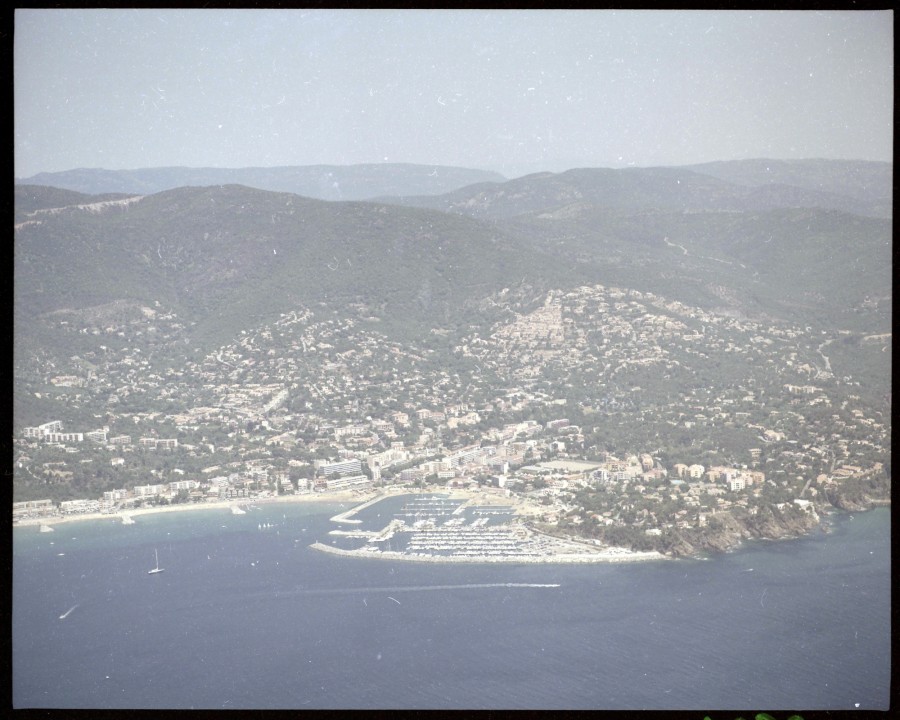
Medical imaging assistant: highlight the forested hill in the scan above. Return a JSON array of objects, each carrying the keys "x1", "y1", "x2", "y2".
[
  {"x1": 374, "y1": 159, "x2": 891, "y2": 220},
  {"x1": 14, "y1": 183, "x2": 578, "y2": 351},
  {"x1": 14, "y1": 157, "x2": 891, "y2": 369},
  {"x1": 15, "y1": 163, "x2": 506, "y2": 202}
]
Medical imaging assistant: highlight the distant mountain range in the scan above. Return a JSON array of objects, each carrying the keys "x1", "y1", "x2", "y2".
[
  {"x1": 15, "y1": 164, "x2": 506, "y2": 202},
  {"x1": 685, "y1": 158, "x2": 893, "y2": 217},
  {"x1": 14, "y1": 159, "x2": 892, "y2": 371},
  {"x1": 375, "y1": 160, "x2": 892, "y2": 220},
  {"x1": 20, "y1": 159, "x2": 890, "y2": 218}
]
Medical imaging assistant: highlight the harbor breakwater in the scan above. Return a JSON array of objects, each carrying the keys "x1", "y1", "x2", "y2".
[{"x1": 310, "y1": 541, "x2": 666, "y2": 564}]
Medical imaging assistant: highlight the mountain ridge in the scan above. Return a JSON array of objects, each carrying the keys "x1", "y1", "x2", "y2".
[
  {"x1": 15, "y1": 163, "x2": 506, "y2": 202},
  {"x1": 14, "y1": 157, "x2": 891, "y2": 371},
  {"x1": 374, "y1": 160, "x2": 891, "y2": 220},
  {"x1": 14, "y1": 183, "x2": 578, "y2": 353}
]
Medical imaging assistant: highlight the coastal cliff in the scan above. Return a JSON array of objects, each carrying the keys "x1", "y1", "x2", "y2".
[
  {"x1": 663, "y1": 504, "x2": 824, "y2": 557},
  {"x1": 824, "y1": 472, "x2": 892, "y2": 513},
  {"x1": 559, "y1": 467, "x2": 890, "y2": 559},
  {"x1": 560, "y1": 494, "x2": 893, "y2": 559}
]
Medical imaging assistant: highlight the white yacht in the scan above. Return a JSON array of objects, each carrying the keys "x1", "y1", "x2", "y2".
[{"x1": 148, "y1": 548, "x2": 165, "y2": 575}]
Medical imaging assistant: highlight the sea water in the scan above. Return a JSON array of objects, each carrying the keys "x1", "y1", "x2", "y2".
[{"x1": 13, "y1": 501, "x2": 890, "y2": 710}]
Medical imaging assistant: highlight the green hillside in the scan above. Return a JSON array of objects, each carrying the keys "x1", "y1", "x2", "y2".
[
  {"x1": 376, "y1": 160, "x2": 890, "y2": 220},
  {"x1": 14, "y1": 183, "x2": 581, "y2": 354},
  {"x1": 14, "y1": 159, "x2": 891, "y2": 371},
  {"x1": 502, "y1": 204, "x2": 891, "y2": 332},
  {"x1": 14, "y1": 185, "x2": 135, "y2": 223}
]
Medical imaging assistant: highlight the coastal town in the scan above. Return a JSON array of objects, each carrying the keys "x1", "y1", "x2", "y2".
[{"x1": 13, "y1": 284, "x2": 890, "y2": 557}]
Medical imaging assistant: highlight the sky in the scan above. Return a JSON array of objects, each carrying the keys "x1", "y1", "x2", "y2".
[{"x1": 14, "y1": 9, "x2": 894, "y2": 179}]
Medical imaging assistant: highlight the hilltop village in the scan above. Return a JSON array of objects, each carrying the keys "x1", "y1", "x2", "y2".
[{"x1": 14, "y1": 284, "x2": 890, "y2": 556}]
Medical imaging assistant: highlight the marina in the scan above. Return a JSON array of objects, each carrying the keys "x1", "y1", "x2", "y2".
[{"x1": 312, "y1": 493, "x2": 666, "y2": 564}]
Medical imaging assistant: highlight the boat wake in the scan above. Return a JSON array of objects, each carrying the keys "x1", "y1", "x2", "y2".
[
  {"x1": 280, "y1": 582, "x2": 561, "y2": 598},
  {"x1": 59, "y1": 604, "x2": 78, "y2": 620}
]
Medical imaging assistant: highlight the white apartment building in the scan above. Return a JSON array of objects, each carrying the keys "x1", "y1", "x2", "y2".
[
  {"x1": 316, "y1": 458, "x2": 363, "y2": 477},
  {"x1": 59, "y1": 499, "x2": 101, "y2": 514},
  {"x1": 13, "y1": 499, "x2": 54, "y2": 519},
  {"x1": 169, "y1": 479, "x2": 200, "y2": 492},
  {"x1": 134, "y1": 483, "x2": 168, "y2": 498},
  {"x1": 23, "y1": 420, "x2": 63, "y2": 438},
  {"x1": 87, "y1": 428, "x2": 109, "y2": 443},
  {"x1": 44, "y1": 432, "x2": 84, "y2": 443},
  {"x1": 446, "y1": 445, "x2": 492, "y2": 467},
  {"x1": 103, "y1": 489, "x2": 129, "y2": 504},
  {"x1": 323, "y1": 474, "x2": 371, "y2": 491}
]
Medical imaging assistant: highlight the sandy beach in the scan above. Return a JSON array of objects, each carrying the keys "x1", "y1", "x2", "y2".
[
  {"x1": 12, "y1": 485, "x2": 532, "y2": 529},
  {"x1": 13, "y1": 489, "x2": 374, "y2": 528}
]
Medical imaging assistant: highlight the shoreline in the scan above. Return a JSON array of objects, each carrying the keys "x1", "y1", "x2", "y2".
[
  {"x1": 12, "y1": 490, "x2": 373, "y2": 529},
  {"x1": 12, "y1": 485, "x2": 517, "y2": 530},
  {"x1": 15, "y1": 487, "x2": 888, "y2": 562}
]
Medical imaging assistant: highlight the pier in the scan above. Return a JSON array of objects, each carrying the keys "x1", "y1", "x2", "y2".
[{"x1": 329, "y1": 492, "x2": 383, "y2": 525}]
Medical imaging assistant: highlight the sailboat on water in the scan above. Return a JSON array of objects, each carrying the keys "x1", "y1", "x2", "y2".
[{"x1": 148, "y1": 548, "x2": 165, "y2": 575}]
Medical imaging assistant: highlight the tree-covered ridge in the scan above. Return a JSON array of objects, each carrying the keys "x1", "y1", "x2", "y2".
[
  {"x1": 16, "y1": 163, "x2": 506, "y2": 201},
  {"x1": 15, "y1": 183, "x2": 582, "y2": 352},
  {"x1": 501, "y1": 205, "x2": 891, "y2": 333},
  {"x1": 376, "y1": 160, "x2": 892, "y2": 220}
]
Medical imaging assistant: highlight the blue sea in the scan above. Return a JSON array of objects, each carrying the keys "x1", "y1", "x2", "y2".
[{"x1": 13, "y1": 499, "x2": 890, "y2": 710}]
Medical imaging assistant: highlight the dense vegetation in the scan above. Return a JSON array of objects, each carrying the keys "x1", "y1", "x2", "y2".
[{"x1": 13, "y1": 160, "x2": 891, "y2": 527}]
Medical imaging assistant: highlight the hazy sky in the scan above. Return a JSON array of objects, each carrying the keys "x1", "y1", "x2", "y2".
[{"x1": 14, "y1": 9, "x2": 894, "y2": 178}]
